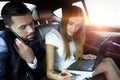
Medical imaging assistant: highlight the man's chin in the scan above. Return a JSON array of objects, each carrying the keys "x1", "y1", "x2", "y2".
[
  {"x1": 29, "y1": 38, "x2": 34, "y2": 41},
  {"x1": 27, "y1": 37, "x2": 34, "y2": 41}
]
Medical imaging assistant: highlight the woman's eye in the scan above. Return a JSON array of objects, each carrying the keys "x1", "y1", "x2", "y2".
[
  {"x1": 68, "y1": 22, "x2": 73, "y2": 25},
  {"x1": 76, "y1": 24, "x2": 81, "y2": 27}
]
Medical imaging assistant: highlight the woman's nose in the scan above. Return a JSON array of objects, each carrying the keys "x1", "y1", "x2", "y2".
[{"x1": 71, "y1": 25, "x2": 76, "y2": 31}]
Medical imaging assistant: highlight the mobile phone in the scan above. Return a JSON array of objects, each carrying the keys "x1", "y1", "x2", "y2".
[
  {"x1": 8, "y1": 28, "x2": 24, "y2": 43},
  {"x1": 61, "y1": 73, "x2": 81, "y2": 76}
]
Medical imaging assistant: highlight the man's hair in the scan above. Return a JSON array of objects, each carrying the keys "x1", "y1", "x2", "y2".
[{"x1": 1, "y1": 1, "x2": 31, "y2": 26}]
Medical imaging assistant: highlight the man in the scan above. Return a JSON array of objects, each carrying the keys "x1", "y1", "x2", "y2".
[{"x1": 0, "y1": 1, "x2": 47, "y2": 80}]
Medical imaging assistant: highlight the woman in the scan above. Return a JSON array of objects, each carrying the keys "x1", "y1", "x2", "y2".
[{"x1": 45, "y1": 6, "x2": 96, "y2": 80}]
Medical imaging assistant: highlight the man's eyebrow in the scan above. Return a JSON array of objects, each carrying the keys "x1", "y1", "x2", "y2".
[
  {"x1": 19, "y1": 19, "x2": 34, "y2": 29},
  {"x1": 30, "y1": 19, "x2": 34, "y2": 24},
  {"x1": 19, "y1": 24, "x2": 27, "y2": 29}
]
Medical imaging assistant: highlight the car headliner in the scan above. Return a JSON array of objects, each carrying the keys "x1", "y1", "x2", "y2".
[{"x1": 1, "y1": 0, "x2": 82, "y2": 11}]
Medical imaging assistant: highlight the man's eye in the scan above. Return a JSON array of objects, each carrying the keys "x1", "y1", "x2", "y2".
[
  {"x1": 30, "y1": 22, "x2": 34, "y2": 26},
  {"x1": 20, "y1": 26, "x2": 26, "y2": 29}
]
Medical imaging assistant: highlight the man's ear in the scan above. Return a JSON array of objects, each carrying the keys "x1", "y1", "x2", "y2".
[{"x1": 5, "y1": 25, "x2": 10, "y2": 29}]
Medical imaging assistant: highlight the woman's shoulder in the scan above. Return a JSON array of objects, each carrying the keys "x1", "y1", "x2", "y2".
[
  {"x1": 45, "y1": 29, "x2": 62, "y2": 46},
  {"x1": 48, "y1": 28, "x2": 59, "y2": 34},
  {"x1": 46, "y1": 29, "x2": 61, "y2": 38}
]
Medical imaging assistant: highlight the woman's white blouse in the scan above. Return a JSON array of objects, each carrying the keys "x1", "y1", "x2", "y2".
[{"x1": 45, "y1": 29, "x2": 76, "y2": 70}]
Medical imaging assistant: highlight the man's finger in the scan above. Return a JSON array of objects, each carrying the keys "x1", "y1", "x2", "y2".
[{"x1": 15, "y1": 38, "x2": 26, "y2": 48}]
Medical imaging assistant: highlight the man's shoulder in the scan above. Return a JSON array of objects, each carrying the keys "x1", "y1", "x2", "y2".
[
  {"x1": 0, "y1": 30, "x2": 13, "y2": 48},
  {"x1": 0, "y1": 30, "x2": 6, "y2": 41},
  {"x1": 0, "y1": 30, "x2": 9, "y2": 54},
  {"x1": 0, "y1": 30, "x2": 10, "y2": 41},
  {"x1": 0, "y1": 31, "x2": 5, "y2": 37}
]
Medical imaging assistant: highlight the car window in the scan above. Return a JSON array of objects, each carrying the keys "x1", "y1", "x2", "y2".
[
  {"x1": 53, "y1": 1, "x2": 89, "y2": 25},
  {"x1": 85, "y1": 0, "x2": 120, "y2": 27},
  {"x1": 53, "y1": 0, "x2": 120, "y2": 28},
  {"x1": 53, "y1": 8, "x2": 62, "y2": 18},
  {"x1": 72, "y1": 1, "x2": 90, "y2": 25}
]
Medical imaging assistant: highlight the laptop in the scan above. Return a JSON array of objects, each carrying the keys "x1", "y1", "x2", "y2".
[
  {"x1": 67, "y1": 59, "x2": 96, "y2": 71},
  {"x1": 67, "y1": 37, "x2": 111, "y2": 79}
]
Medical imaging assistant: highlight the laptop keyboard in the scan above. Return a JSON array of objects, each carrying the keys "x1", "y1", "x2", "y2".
[{"x1": 79, "y1": 59, "x2": 95, "y2": 71}]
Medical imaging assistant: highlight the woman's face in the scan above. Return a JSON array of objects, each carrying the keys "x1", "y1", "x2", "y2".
[{"x1": 67, "y1": 16, "x2": 83, "y2": 36}]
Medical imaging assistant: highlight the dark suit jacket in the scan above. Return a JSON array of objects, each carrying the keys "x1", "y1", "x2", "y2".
[{"x1": 0, "y1": 28, "x2": 46, "y2": 80}]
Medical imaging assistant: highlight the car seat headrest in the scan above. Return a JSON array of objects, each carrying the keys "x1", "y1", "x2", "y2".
[{"x1": 38, "y1": 10, "x2": 61, "y2": 24}]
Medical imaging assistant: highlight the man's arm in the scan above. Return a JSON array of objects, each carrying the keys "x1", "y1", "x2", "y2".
[{"x1": 27, "y1": 57, "x2": 37, "y2": 69}]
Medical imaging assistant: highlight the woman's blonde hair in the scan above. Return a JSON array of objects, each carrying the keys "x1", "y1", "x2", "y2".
[{"x1": 58, "y1": 6, "x2": 85, "y2": 60}]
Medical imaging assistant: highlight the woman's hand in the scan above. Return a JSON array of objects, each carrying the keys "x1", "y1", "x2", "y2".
[
  {"x1": 61, "y1": 69, "x2": 73, "y2": 76},
  {"x1": 83, "y1": 54, "x2": 96, "y2": 60},
  {"x1": 58, "y1": 69, "x2": 73, "y2": 80}
]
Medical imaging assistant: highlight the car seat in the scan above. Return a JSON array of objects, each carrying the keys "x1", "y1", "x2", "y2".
[{"x1": 37, "y1": 9, "x2": 61, "y2": 41}]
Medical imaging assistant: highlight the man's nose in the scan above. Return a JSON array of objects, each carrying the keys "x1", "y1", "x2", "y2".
[{"x1": 27, "y1": 25, "x2": 34, "y2": 33}]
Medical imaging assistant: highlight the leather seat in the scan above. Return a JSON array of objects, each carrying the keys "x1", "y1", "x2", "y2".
[
  {"x1": 37, "y1": 10, "x2": 61, "y2": 25},
  {"x1": 37, "y1": 9, "x2": 61, "y2": 40},
  {"x1": 36, "y1": 10, "x2": 60, "y2": 49}
]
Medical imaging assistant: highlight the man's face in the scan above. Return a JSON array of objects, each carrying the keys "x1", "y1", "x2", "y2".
[{"x1": 9, "y1": 13, "x2": 35, "y2": 41}]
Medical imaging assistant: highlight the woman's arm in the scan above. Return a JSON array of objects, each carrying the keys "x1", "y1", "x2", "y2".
[
  {"x1": 46, "y1": 44, "x2": 60, "y2": 79},
  {"x1": 46, "y1": 44, "x2": 72, "y2": 80}
]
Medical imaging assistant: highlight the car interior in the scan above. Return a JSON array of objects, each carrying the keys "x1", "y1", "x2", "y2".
[{"x1": 0, "y1": 0, "x2": 120, "y2": 80}]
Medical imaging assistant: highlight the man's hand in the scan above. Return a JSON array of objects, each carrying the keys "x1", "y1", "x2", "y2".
[{"x1": 14, "y1": 38, "x2": 35, "y2": 63}]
